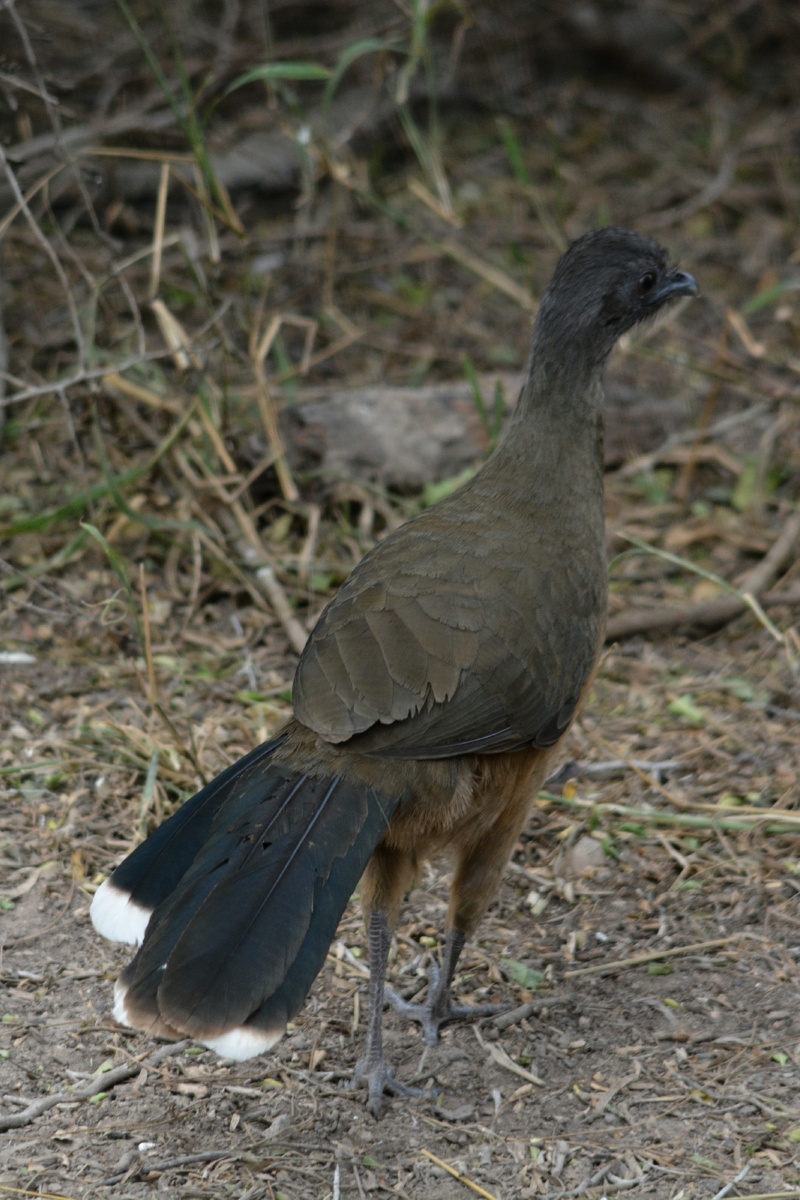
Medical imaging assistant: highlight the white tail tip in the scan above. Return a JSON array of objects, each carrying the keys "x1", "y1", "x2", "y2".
[
  {"x1": 91, "y1": 878, "x2": 152, "y2": 946},
  {"x1": 202, "y1": 1024, "x2": 284, "y2": 1060}
]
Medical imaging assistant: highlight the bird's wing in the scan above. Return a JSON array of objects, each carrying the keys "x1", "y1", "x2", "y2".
[{"x1": 293, "y1": 506, "x2": 604, "y2": 759}]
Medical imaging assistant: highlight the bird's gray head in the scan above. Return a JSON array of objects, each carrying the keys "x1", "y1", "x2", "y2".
[{"x1": 534, "y1": 227, "x2": 698, "y2": 368}]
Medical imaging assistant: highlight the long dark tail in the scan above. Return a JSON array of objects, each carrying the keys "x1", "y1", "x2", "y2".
[{"x1": 91, "y1": 737, "x2": 398, "y2": 1058}]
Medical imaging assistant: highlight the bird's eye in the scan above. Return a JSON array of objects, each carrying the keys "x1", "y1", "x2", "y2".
[{"x1": 638, "y1": 271, "x2": 657, "y2": 295}]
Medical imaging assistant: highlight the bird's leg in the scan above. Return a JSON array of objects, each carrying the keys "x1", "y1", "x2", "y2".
[
  {"x1": 352, "y1": 908, "x2": 391, "y2": 1113},
  {"x1": 388, "y1": 761, "x2": 548, "y2": 1046},
  {"x1": 385, "y1": 927, "x2": 506, "y2": 1046},
  {"x1": 351, "y1": 909, "x2": 430, "y2": 1115}
]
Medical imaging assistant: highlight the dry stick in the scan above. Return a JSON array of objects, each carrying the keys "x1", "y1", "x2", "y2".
[
  {"x1": 256, "y1": 566, "x2": 309, "y2": 656},
  {"x1": 740, "y1": 503, "x2": 800, "y2": 594},
  {"x1": 5, "y1": 351, "x2": 180, "y2": 408},
  {"x1": 709, "y1": 1162, "x2": 751, "y2": 1200},
  {"x1": 675, "y1": 321, "x2": 728, "y2": 502},
  {"x1": 192, "y1": 400, "x2": 267, "y2": 560},
  {"x1": 0, "y1": 1041, "x2": 189, "y2": 1132},
  {"x1": 615, "y1": 402, "x2": 768, "y2": 481},
  {"x1": 493, "y1": 999, "x2": 542, "y2": 1031},
  {"x1": 169, "y1": 452, "x2": 271, "y2": 614},
  {"x1": 102, "y1": 370, "x2": 184, "y2": 417},
  {"x1": 585, "y1": 728, "x2": 691, "y2": 811},
  {"x1": 251, "y1": 312, "x2": 301, "y2": 503},
  {"x1": 186, "y1": 404, "x2": 308, "y2": 648},
  {"x1": 0, "y1": 1185, "x2": 74, "y2": 1200},
  {"x1": 150, "y1": 298, "x2": 197, "y2": 371},
  {"x1": 606, "y1": 584, "x2": 800, "y2": 640},
  {"x1": 149, "y1": 161, "x2": 170, "y2": 299},
  {"x1": 101, "y1": 1149, "x2": 233, "y2": 1188},
  {"x1": 543, "y1": 792, "x2": 800, "y2": 832},
  {"x1": 138, "y1": 562, "x2": 157, "y2": 707},
  {"x1": 705, "y1": 1195, "x2": 800, "y2": 1200},
  {"x1": 420, "y1": 1150, "x2": 500, "y2": 1200},
  {"x1": 645, "y1": 146, "x2": 738, "y2": 231},
  {"x1": 440, "y1": 237, "x2": 536, "y2": 313},
  {"x1": 564, "y1": 934, "x2": 743, "y2": 980},
  {"x1": 473, "y1": 1027, "x2": 545, "y2": 1087},
  {"x1": 0, "y1": 145, "x2": 85, "y2": 367},
  {"x1": 607, "y1": 500, "x2": 800, "y2": 641}
]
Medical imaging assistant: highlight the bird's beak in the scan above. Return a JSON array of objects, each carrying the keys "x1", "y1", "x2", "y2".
[{"x1": 651, "y1": 269, "x2": 699, "y2": 305}]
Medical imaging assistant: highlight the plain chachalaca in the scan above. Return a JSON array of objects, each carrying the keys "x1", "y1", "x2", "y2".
[{"x1": 91, "y1": 228, "x2": 697, "y2": 1114}]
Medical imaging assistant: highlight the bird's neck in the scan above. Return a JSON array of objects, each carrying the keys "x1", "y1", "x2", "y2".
[{"x1": 491, "y1": 352, "x2": 607, "y2": 499}]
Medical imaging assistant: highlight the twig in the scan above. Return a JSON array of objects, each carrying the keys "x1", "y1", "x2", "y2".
[
  {"x1": 606, "y1": 585, "x2": 800, "y2": 640},
  {"x1": 0, "y1": 1041, "x2": 189, "y2": 1131},
  {"x1": 0, "y1": 144, "x2": 85, "y2": 368},
  {"x1": 675, "y1": 321, "x2": 729, "y2": 501},
  {"x1": 493, "y1": 1000, "x2": 542, "y2": 1030},
  {"x1": 564, "y1": 935, "x2": 743, "y2": 980},
  {"x1": 139, "y1": 563, "x2": 157, "y2": 707},
  {"x1": 608, "y1": 500, "x2": 800, "y2": 642},
  {"x1": 645, "y1": 147, "x2": 737, "y2": 231},
  {"x1": 709, "y1": 1161, "x2": 751, "y2": 1200},
  {"x1": 2, "y1": 352, "x2": 180, "y2": 407},
  {"x1": 473, "y1": 1027, "x2": 544, "y2": 1086},
  {"x1": 0, "y1": 1185, "x2": 75, "y2": 1200},
  {"x1": 440, "y1": 238, "x2": 536, "y2": 313},
  {"x1": 540, "y1": 791, "x2": 800, "y2": 834},
  {"x1": 584, "y1": 728, "x2": 690, "y2": 811},
  {"x1": 575, "y1": 758, "x2": 681, "y2": 780},
  {"x1": 149, "y1": 161, "x2": 170, "y2": 298},
  {"x1": 420, "y1": 1149, "x2": 500, "y2": 1200},
  {"x1": 740, "y1": 504, "x2": 800, "y2": 594},
  {"x1": 100, "y1": 1149, "x2": 233, "y2": 1187},
  {"x1": 705, "y1": 1195, "x2": 800, "y2": 1200},
  {"x1": 256, "y1": 566, "x2": 309, "y2": 655},
  {"x1": 250, "y1": 312, "x2": 304, "y2": 503},
  {"x1": 615, "y1": 402, "x2": 768, "y2": 481}
]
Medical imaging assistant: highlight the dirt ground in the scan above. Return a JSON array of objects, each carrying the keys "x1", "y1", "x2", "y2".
[
  {"x1": 4, "y1": 620, "x2": 800, "y2": 1199},
  {"x1": 2, "y1": 3, "x2": 800, "y2": 1198}
]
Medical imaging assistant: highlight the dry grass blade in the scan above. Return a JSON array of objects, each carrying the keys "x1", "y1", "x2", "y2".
[
  {"x1": 149, "y1": 161, "x2": 170, "y2": 298},
  {"x1": 440, "y1": 238, "x2": 536, "y2": 313},
  {"x1": 150, "y1": 299, "x2": 200, "y2": 370},
  {"x1": 564, "y1": 935, "x2": 744, "y2": 979},
  {"x1": 256, "y1": 565, "x2": 308, "y2": 655},
  {"x1": 420, "y1": 1150, "x2": 500, "y2": 1200},
  {"x1": 250, "y1": 312, "x2": 302, "y2": 502},
  {"x1": 473, "y1": 1027, "x2": 544, "y2": 1086}
]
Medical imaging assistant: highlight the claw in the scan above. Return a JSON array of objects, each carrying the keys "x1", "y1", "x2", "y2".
[
  {"x1": 353, "y1": 914, "x2": 507, "y2": 1113},
  {"x1": 386, "y1": 982, "x2": 508, "y2": 1046},
  {"x1": 350, "y1": 1055, "x2": 432, "y2": 1117}
]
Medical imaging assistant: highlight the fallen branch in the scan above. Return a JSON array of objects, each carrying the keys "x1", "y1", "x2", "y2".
[
  {"x1": 565, "y1": 935, "x2": 743, "y2": 979},
  {"x1": 0, "y1": 1040, "x2": 188, "y2": 1132},
  {"x1": 540, "y1": 791, "x2": 800, "y2": 835},
  {"x1": 256, "y1": 565, "x2": 309, "y2": 656},
  {"x1": 420, "y1": 1148, "x2": 500, "y2": 1200},
  {"x1": 606, "y1": 584, "x2": 800, "y2": 640},
  {"x1": 608, "y1": 505, "x2": 800, "y2": 640}
]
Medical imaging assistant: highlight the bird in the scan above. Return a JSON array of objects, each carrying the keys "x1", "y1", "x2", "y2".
[{"x1": 91, "y1": 227, "x2": 698, "y2": 1115}]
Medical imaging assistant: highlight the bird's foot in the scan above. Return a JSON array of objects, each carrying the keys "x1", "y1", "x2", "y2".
[
  {"x1": 385, "y1": 962, "x2": 508, "y2": 1047},
  {"x1": 349, "y1": 1054, "x2": 431, "y2": 1118}
]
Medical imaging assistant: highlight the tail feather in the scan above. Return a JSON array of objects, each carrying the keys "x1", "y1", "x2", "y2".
[
  {"x1": 108, "y1": 755, "x2": 398, "y2": 1056},
  {"x1": 91, "y1": 736, "x2": 287, "y2": 945}
]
